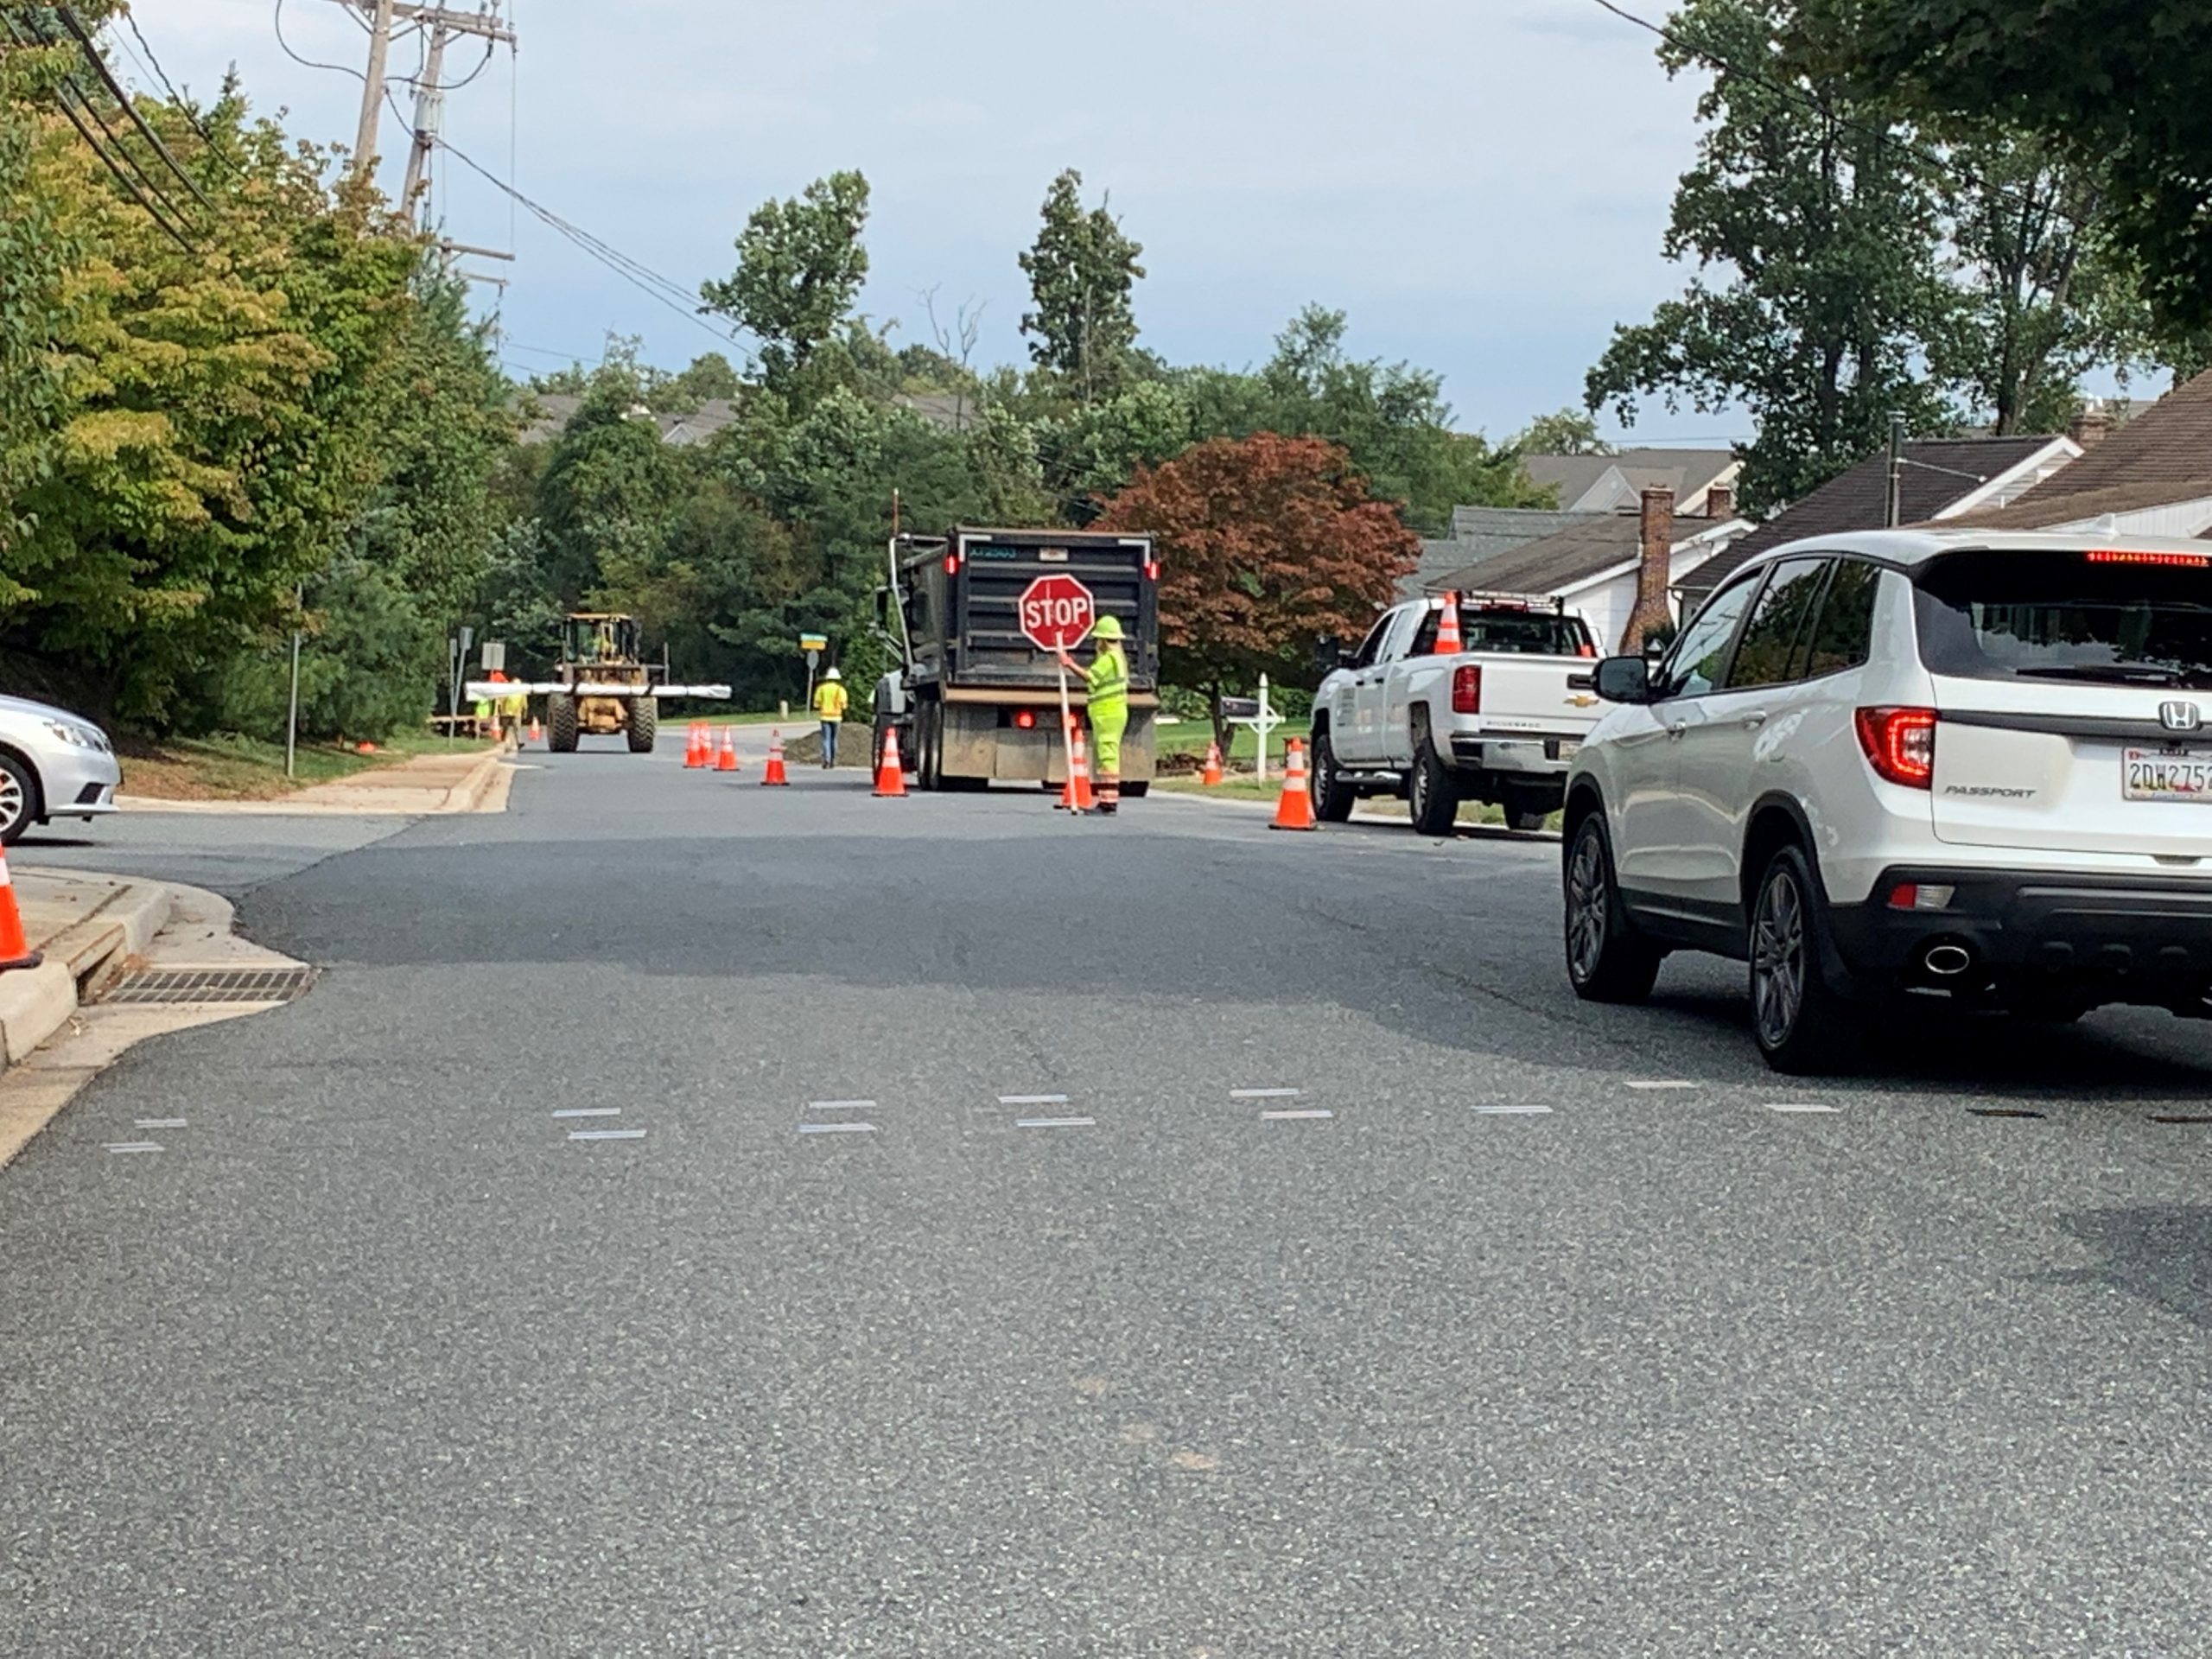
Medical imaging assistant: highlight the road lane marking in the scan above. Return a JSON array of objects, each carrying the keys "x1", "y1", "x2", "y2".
[
  {"x1": 134, "y1": 1118, "x2": 188, "y2": 1129},
  {"x1": 568, "y1": 1128, "x2": 648, "y2": 1141},
  {"x1": 1968, "y1": 1109, "x2": 2045, "y2": 1119},
  {"x1": 1764, "y1": 1103, "x2": 1840, "y2": 1114},
  {"x1": 1000, "y1": 1094, "x2": 1069, "y2": 1105},
  {"x1": 1231, "y1": 1088, "x2": 1301, "y2": 1099},
  {"x1": 1261, "y1": 1109, "x2": 1332, "y2": 1121},
  {"x1": 809, "y1": 1100, "x2": 877, "y2": 1110},
  {"x1": 105, "y1": 1142, "x2": 161, "y2": 1154},
  {"x1": 1626, "y1": 1080, "x2": 1696, "y2": 1090},
  {"x1": 1017, "y1": 1116, "x2": 1094, "y2": 1128},
  {"x1": 552, "y1": 1108, "x2": 621, "y2": 1119},
  {"x1": 1471, "y1": 1104, "x2": 1554, "y2": 1115},
  {"x1": 799, "y1": 1122, "x2": 878, "y2": 1135}
]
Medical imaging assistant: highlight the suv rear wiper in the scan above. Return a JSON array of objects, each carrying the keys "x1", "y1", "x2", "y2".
[{"x1": 2015, "y1": 663, "x2": 2187, "y2": 685}]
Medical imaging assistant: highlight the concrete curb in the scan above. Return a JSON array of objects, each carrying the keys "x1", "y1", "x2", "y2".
[
  {"x1": 0, "y1": 871, "x2": 173, "y2": 1071},
  {"x1": 116, "y1": 746, "x2": 513, "y2": 817}
]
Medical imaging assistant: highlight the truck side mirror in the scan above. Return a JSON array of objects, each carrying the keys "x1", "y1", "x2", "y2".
[
  {"x1": 1313, "y1": 633, "x2": 1340, "y2": 677},
  {"x1": 874, "y1": 588, "x2": 891, "y2": 630}
]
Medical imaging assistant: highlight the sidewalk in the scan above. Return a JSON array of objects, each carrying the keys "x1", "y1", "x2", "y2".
[{"x1": 118, "y1": 746, "x2": 511, "y2": 817}]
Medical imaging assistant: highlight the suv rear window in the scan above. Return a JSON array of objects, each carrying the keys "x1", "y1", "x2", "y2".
[
  {"x1": 1915, "y1": 549, "x2": 2212, "y2": 689},
  {"x1": 1410, "y1": 605, "x2": 1594, "y2": 657}
]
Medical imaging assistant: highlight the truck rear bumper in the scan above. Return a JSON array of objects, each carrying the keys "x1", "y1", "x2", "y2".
[{"x1": 1448, "y1": 736, "x2": 1580, "y2": 776}]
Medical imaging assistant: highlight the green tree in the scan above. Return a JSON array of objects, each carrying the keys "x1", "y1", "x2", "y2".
[
  {"x1": 1512, "y1": 409, "x2": 1611, "y2": 457},
  {"x1": 1586, "y1": 0, "x2": 1957, "y2": 513},
  {"x1": 699, "y1": 170, "x2": 871, "y2": 389},
  {"x1": 1018, "y1": 168, "x2": 1145, "y2": 404},
  {"x1": 1790, "y1": 0, "x2": 2212, "y2": 337}
]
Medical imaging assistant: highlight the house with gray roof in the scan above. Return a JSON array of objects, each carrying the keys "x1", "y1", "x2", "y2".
[
  {"x1": 1677, "y1": 432, "x2": 2079, "y2": 609},
  {"x1": 1406, "y1": 505, "x2": 1608, "y2": 600},
  {"x1": 1522, "y1": 448, "x2": 1743, "y2": 516},
  {"x1": 1939, "y1": 374, "x2": 2212, "y2": 537}
]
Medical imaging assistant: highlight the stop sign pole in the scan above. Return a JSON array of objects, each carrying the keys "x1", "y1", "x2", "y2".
[{"x1": 1019, "y1": 575, "x2": 1096, "y2": 798}]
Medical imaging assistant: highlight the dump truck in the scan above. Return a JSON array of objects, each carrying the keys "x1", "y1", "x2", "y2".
[
  {"x1": 873, "y1": 526, "x2": 1160, "y2": 792},
  {"x1": 466, "y1": 613, "x2": 730, "y2": 754}
]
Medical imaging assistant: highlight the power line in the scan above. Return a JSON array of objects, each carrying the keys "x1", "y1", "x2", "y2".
[
  {"x1": 53, "y1": 7, "x2": 213, "y2": 209},
  {"x1": 433, "y1": 135, "x2": 745, "y2": 349}
]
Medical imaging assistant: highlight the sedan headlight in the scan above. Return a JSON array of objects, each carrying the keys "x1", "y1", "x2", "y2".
[{"x1": 43, "y1": 720, "x2": 103, "y2": 750}]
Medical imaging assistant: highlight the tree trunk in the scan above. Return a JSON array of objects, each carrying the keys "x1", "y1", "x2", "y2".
[{"x1": 1209, "y1": 681, "x2": 1230, "y2": 762}]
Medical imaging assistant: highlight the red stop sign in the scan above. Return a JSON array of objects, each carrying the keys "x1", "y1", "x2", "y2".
[{"x1": 1017, "y1": 574, "x2": 1096, "y2": 651}]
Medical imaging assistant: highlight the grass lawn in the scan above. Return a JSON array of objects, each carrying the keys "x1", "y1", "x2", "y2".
[
  {"x1": 1153, "y1": 715, "x2": 1312, "y2": 765},
  {"x1": 118, "y1": 727, "x2": 493, "y2": 801}
]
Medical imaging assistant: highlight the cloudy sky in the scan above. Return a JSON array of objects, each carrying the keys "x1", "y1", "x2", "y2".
[{"x1": 134, "y1": 0, "x2": 1743, "y2": 445}]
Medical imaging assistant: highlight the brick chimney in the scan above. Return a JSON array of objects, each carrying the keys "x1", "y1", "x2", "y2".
[
  {"x1": 2068, "y1": 402, "x2": 2110, "y2": 450},
  {"x1": 1620, "y1": 485, "x2": 1675, "y2": 654},
  {"x1": 1705, "y1": 481, "x2": 1735, "y2": 520}
]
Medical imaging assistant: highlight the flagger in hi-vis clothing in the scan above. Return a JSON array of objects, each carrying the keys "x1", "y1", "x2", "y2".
[{"x1": 1058, "y1": 615, "x2": 1129, "y2": 816}]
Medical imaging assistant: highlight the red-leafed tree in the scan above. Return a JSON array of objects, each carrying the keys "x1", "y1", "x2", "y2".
[{"x1": 1093, "y1": 432, "x2": 1417, "y2": 753}]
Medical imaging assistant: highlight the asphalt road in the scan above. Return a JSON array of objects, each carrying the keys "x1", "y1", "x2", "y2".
[{"x1": 4, "y1": 747, "x2": 2212, "y2": 1656}]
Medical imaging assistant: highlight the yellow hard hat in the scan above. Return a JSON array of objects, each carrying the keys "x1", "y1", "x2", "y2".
[{"x1": 1091, "y1": 615, "x2": 1124, "y2": 641}]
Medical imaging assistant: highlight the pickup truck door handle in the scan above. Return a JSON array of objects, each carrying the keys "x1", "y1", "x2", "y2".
[
  {"x1": 1740, "y1": 710, "x2": 1769, "y2": 729},
  {"x1": 1665, "y1": 722, "x2": 1688, "y2": 741}
]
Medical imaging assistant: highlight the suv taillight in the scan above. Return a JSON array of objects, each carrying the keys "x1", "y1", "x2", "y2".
[
  {"x1": 1855, "y1": 706, "x2": 1936, "y2": 788},
  {"x1": 1451, "y1": 664, "x2": 1483, "y2": 714}
]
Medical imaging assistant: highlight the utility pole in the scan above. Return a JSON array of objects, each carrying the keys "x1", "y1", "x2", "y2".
[
  {"x1": 327, "y1": 2, "x2": 516, "y2": 210},
  {"x1": 1885, "y1": 410, "x2": 1905, "y2": 528},
  {"x1": 350, "y1": 0, "x2": 397, "y2": 182},
  {"x1": 399, "y1": 19, "x2": 448, "y2": 213}
]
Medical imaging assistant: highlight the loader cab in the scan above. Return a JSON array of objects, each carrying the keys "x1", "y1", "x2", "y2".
[{"x1": 562, "y1": 613, "x2": 641, "y2": 666}]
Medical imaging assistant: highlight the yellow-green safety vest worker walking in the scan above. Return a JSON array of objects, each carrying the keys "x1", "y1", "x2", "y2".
[
  {"x1": 1059, "y1": 615, "x2": 1129, "y2": 815},
  {"x1": 813, "y1": 667, "x2": 849, "y2": 769}
]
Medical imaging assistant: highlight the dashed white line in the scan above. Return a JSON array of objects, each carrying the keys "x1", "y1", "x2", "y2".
[
  {"x1": 809, "y1": 1100, "x2": 877, "y2": 1111},
  {"x1": 133, "y1": 1118, "x2": 188, "y2": 1129},
  {"x1": 552, "y1": 1108, "x2": 621, "y2": 1119},
  {"x1": 1626, "y1": 1080, "x2": 1696, "y2": 1091},
  {"x1": 1471, "y1": 1104, "x2": 1554, "y2": 1116},
  {"x1": 568, "y1": 1128, "x2": 647, "y2": 1141},
  {"x1": 1016, "y1": 1116, "x2": 1094, "y2": 1128},
  {"x1": 1000, "y1": 1094, "x2": 1069, "y2": 1106},
  {"x1": 1764, "y1": 1103, "x2": 1840, "y2": 1115},
  {"x1": 1261, "y1": 1109, "x2": 1332, "y2": 1121},
  {"x1": 1230, "y1": 1088, "x2": 1301, "y2": 1099},
  {"x1": 105, "y1": 1142, "x2": 162, "y2": 1154},
  {"x1": 799, "y1": 1122, "x2": 878, "y2": 1135}
]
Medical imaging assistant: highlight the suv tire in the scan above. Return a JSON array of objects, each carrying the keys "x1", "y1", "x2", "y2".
[
  {"x1": 1750, "y1": 843, "x2": 1859, "y2": 1074},
  {"x1": 1564, "y1": 813, "x2": 1661, "y2": 1002},
  {"x1": 0, "y1": 752, "x2": 40, "y2": 845},
  {"x1": 1309, "y1": 726, "x2": 1356, "y2": 822},
  {"x1": 1408, "y1": 728, "x2": 1459, "y2": 836}
]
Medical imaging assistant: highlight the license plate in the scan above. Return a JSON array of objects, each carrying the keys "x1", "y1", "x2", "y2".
[
  {"x1": 1545, "y1": 739, "x2": 1581, "y2": 761},
  {"x1": 2124, "y1": 746, "x2": 2212, "y2": 801}
]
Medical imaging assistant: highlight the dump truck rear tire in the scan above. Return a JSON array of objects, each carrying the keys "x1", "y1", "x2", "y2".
[
  {"x1": 626, "y1": 696, "x2": 658, "y2": 753},
  {"x1": 547, "y1": 693, "x2": 579, "y2": 753}
]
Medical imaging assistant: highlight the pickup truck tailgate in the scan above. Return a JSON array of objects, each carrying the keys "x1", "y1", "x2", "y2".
[{"x1": 1458, "y1": 656, "x2": 1602, "y2": 741}]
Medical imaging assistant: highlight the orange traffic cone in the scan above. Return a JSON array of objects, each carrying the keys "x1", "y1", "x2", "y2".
[
  {"x1": 529, "y1": 717, "x2": 543, "y2": 747},
  {"x1": 1058, "y1": 725, "x2": 1096, "y2": 813},
  {"x1": 0, "y1": 847, "x2": 41, "y2": 971},
  {"x1": 486, "y1": 714, "x2": 503, "y2": 742},
  {"x1": 762, "y1": 729, "x2": 790, "y2": 785},
  {"x1": 684, "y1": 723, "x2": 706, "y2": 768},
  {"x1": 874, "y1": 726, "x2": 907, "y2": 797},
  {"x1": 716, "y1": 728, "x2": 739, "y2": 772},
  {"x1": 1270, "y1": 737, "x2": 1319, "y2": 831},
  {"x1": 1201, "y1": 741, "x2": 1224, "y2": 786},
  {"x1": 1433, "y1": 589, "x2": 1463, "y2": 655}
]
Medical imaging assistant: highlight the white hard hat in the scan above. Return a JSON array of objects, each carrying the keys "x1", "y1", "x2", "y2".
[{"x1": 824, "y1": 667, "x2": 841, "y2": 680}]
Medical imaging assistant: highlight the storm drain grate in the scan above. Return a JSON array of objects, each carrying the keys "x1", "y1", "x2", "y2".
[{"x1": 100, "y1": 967, "x2": 319, "y2": 1006}]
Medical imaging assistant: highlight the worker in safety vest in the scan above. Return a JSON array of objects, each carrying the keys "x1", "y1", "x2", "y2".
[
  {"x1": 812, "y1": 666, "x2": 849, "y2": 768},
  {"x1": 1057, "y1": 614, "x2": 1129, "y2": 815}
]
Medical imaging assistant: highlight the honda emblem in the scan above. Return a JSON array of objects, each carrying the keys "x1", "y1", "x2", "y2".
[{"x1": 2159, "y1": 700, "x2": 2202, "y2": 733}]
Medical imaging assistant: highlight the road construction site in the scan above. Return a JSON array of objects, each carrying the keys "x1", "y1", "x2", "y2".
[{"x1": 2, "y1": 735, "x2": 2210, "y2": 1656}]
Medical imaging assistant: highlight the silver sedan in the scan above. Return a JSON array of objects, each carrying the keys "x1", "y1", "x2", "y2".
[{"x1": 0, "y1": 694, "x2": 122, "y2": 844}]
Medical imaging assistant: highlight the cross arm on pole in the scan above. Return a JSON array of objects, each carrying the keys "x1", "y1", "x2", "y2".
[{"x1": 320, "y1": 0, "x2": 516, "y2": 44}]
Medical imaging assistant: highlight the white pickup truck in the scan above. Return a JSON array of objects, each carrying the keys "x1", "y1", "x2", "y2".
[{"x1": 1311, "y1": 593, "x2": 1605, "y2": 833}]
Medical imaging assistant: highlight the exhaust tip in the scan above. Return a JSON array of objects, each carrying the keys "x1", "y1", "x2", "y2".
[{"x1": 1923, "y1": 942, "x2": 1974, "y2": 977}]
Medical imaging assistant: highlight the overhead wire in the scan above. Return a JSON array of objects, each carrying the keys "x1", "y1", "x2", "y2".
[{"x1": 53, "y1": 7, "x2": 213, "y2": 208}]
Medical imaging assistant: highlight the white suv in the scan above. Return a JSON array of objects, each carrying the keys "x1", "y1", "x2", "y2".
[{"x1": 1561, "y1": 530, "x2": 2212, "y2": 1071}]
